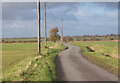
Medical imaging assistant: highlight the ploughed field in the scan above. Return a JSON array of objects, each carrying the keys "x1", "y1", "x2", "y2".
[
  {"x1": 1, "y1": 41, "x2": 66, "y2": 81},
  {"x1": 73, "y1": 41, "x2": 118, "y2": 75}
]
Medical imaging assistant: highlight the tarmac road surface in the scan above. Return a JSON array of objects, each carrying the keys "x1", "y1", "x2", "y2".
[{"x1": 56, "y1": 44, "x2": 118, "y2": 81}]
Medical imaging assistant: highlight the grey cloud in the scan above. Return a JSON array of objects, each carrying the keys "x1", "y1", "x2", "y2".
[
  {"x1": 2, "y1": 2, "x2": 76, "y2": 20},
  {"x1": 2, "y1": 2, "x2": 37, "y2": 20},
  {"x1": 2, "y1": 2, "x2": 118, "y2": 38},
  {"x1": 2, "y1": 2, "x2": 36, "y2": 10},
  {"x1": 3, "y1": 2, "x2": 117, "y2": 21}
]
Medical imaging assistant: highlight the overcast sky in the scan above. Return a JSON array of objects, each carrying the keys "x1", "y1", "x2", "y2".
[{"x1": 2, "y1": 2, "x2": 118, "y2": 38}]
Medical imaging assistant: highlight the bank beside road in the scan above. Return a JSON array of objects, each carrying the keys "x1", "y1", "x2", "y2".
[{"x1": 73, "y1": 41, "x2": 118, "y2": 75}]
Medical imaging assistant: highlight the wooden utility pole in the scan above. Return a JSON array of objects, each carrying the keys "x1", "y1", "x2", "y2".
[
  {"x1": 44, "y1": 2, "x2": 47, "y2": 47},
  {"x1": 61, "y1": 19, "x2": 63, "y2": 45},
  {"x1": 38, "y1": 0, "x2": 41, "y2": 55}
]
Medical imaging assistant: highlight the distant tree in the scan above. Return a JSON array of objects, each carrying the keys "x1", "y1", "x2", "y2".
[
  {"x1": 2, "y1": 40, "x2": 4, "y2": 43},
  {"x1": 49, "y1": 27, "x2": 60, "y2": 42},
  {"x1": 76, "y1": 38, "x2": 81, "y2": 41},
  {"x1": 83, "y1": 38, "x2": 87, "y2": 41},
  {"x1": 110, "y1": 38, "x2": 114, "y2": 40},
  {"x1": 63, "y1": 36, "x2": 73, "y2": 42},
  {"x1": 110, "y1": 34, "x2": 116, "y2": 36},
  {"x1": 95, "y1": 34, "x2": 98, "y2": 37},
  {"x1": 104, "y1": 35, "x2": 108, "y2": 38},
  {"x1": 95, "y1": 38, "x2": 100, "y2": 41}
]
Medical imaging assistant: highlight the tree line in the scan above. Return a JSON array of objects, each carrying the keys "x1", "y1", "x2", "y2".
[
  {"x1": 49, "y1": 28, "x2": 118, "y2": 42},
  {"x1": 2, "y1": 27, "x2": 119, "y2": 43}
]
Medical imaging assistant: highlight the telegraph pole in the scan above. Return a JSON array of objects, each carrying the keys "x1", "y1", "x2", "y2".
[
  {"x1": 44, "y1": 2, "x2": 47, "y2": 47},
  {"x1": 61, "y1": 19, "x2": 63, "y2": 45},
  {"x1": 38, "y1": 0, "x2": 41, "y2": 55}
]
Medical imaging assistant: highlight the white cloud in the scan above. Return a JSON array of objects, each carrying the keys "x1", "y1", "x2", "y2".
[
  {"x1": 3, "y1": 20, "x2": 37, "y2": 28},
  {"x1": 8, "y1": 23, "x2": 24, "y2": 28},
  {"x1": 72, "y1": 9, "x2": 93, "y2": 17}
]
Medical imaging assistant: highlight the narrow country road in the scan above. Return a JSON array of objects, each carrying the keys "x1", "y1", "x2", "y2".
[{"x1": 56, "y1": 44, "x2": 118, "y2": 81}]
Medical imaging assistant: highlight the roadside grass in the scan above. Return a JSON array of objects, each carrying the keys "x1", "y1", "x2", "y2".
[
  {"x1": 72, "y1": 41, "x2": 118, "y2": 75},
  {"x1": 21, "y1": 45, "x2": 66, "y2": 81},
  {"x1": 2, "y1": 42, "x2": 67, "y2": 81}
]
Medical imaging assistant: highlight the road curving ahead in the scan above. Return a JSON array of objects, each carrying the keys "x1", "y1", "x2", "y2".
[{"x1": 56, "y1": 44, "x2": 118, "y2": 81}]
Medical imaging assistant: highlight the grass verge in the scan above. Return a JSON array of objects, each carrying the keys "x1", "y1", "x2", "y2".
[{"x1": 72, "y1": 42, "x2": 118, "y2": 75}]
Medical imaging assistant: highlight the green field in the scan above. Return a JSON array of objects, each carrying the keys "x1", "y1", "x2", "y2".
[
  {"x1": 1, "y1": 40, "x2": 119, "y2": 81},
  {"x1": 2, "y1": 38, "x2": 47, "y2": 42},
  {"x1": 72, "y1": 41, "x2": 118, "y2": 75},
  {"x1": 2, "y1": 43, "x2": 37, "y2": 72},
  {"x1": 2, "y1": 42, "x2": 66, "y2": 81}
]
